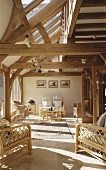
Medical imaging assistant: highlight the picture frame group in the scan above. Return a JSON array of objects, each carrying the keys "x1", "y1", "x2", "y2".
[{"x1": 37, "y1": 80, "x2": 70, "y2": 88}]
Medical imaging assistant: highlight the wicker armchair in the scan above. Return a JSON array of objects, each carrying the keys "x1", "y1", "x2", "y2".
[
  {"x1": 0, "y1": 119, "x2": 32, "y2": 162},
  {"x1": 14, "y1": 101, "x2": 29, "y2": 119},
  {"x1": 75, "y1": 123, "x2": 106, "y2": 161}
]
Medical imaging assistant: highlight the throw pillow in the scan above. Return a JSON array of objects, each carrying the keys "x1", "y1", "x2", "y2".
[{"x1": 97, "y1": 112, "x2": 106, "y2": 127}]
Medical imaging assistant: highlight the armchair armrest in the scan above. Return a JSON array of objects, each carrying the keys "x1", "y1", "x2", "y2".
[{"x1": 76, "y1": 123, "x2": 106, "y2": 161}]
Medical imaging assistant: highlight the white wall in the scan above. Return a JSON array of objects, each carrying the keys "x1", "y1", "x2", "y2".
[
  {"x1": 0, "y1": 0, "x2": 13, "y2": 40},
  {"x1": 23, "y1": 76, "x2": 82, "y2": 115}
]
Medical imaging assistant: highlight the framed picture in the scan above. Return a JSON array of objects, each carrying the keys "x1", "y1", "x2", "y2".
[
  {"x1": 60, "y1": 80, "x2": 70, "y2": 88},
  {"x1": 48, "y1": 80, "x2": 58, "y2": 88},
  {"x1": 37, "y1": 80, "x2": 46, "y2": 88}
]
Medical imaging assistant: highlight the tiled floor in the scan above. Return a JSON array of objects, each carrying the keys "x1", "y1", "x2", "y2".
[{"x1": 1, "y1": 115, "x2": 106, "y2": 170}]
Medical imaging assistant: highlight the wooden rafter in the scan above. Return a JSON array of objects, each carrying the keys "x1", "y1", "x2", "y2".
[
  {"x1": 68, "y1": 0, "x2": 83, "y2": 38},
  {"x1": 34, "y1": 15, "x2": 61, "y2": 40},
  {"x1": 13, "y1": 0, "x2": 35, "y2": 43},
  {"x1": 13, "y1": 0, "x2": 28, "y2": 26},
  {"x1": 36, "y1": 23, "x2": 61, "y2": 43},
  {"x1": 36, "y1": 22, "x2": 51, "y2": 61},
  {"x1": 5, "y1": 0, "x2": 66, "y2": 43},
  {"x1": 50, "y1": 28, "x2": 62, "y2": 43},
  {"x1": 36, "y1": 22, "x2": 51, "y2": 44}
]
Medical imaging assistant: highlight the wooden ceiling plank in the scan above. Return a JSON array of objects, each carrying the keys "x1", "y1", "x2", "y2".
[
  {"x1": 82, "y1": 0, "x2": 106, "y2": 7},
  {"x1": 0, "y1": 44, "x2": 106, "y2": 56},
  {"x1": 75, "y1": 37, "x2": 106, "y2": 43},
  {"x1": 75, "y1": 31, "x2": 106, "y2": 36},
  {"x1": 68, "y1": 0, "x2": 83, "y2": 38},
  {"x1": 25, "y1": 0, "x2": 44, "y2": 14},
  {"x1": 75, "y1": 23, "x2": 106, "y2": 29},
  {"x1": 78, "y1": 12, "x2": 106, "y2": 20},
  {"x1": 1, "y1": 6, "x2": 19, "y2": 43}
]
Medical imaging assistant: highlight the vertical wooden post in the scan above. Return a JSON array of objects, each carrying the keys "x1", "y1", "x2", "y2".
[
  {"x1": 21, "y1": 77, "x2": 23, "y2": 103},
  {"x1": 92, "y1": 66, "x2": 97, "y2": 123},
  {"x1": 82, "y1": 74, "x2": 85, "y2": 122},
  {"x1": 5, "y1": 71, "x2": 11, "y2": 122},
  {"x1": 18, "y1": 76, "x2": 23, "y2": 103}
]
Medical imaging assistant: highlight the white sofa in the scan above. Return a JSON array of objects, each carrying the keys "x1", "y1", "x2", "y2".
[{"x1": 39, "y1": 96, "x2": 66, "y2": 117}]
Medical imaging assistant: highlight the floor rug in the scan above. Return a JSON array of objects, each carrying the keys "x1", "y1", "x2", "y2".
[{"x1": 31, "y1": 122, "x2": 73, "y2": 140}]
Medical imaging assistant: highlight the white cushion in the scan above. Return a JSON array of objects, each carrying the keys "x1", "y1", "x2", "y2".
[
  {"x1": 97, "y1": 112, "x2": 106, "y2": 127},
  {"x1": 42, "y1": 101, "x2": 48, "y2": 107},
  {"x1": 53, "y1": 101, "x2": 62, "y2": 108},
  {"x1": 47, "y1": 100, "x2": 52, "y2": 107},
  {"x1": 42, "y1": 100, "x2": 52, "y2": 107}
]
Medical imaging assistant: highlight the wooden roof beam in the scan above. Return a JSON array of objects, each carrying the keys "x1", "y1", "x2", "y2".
[
  {"x1": 10, "y1": 61, "x2": 98, "y2": 69},
  {"x1": 0, "y1": 44, "x2": 106, "y2": 56},
  {"x1": 23, "y1": 72, "x2": 83, "y2": 77}
]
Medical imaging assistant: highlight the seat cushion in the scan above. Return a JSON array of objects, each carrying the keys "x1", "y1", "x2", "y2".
[{"x1": 97, "y1": 112, "x2": 106, "y2": 127}]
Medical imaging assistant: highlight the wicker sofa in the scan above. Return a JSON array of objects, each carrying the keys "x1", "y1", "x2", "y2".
[
  {"x1": 0, "y1": 119, "x2": 32, "y2": 162},
  {"x1": 75, "y1": 123, "x2": 106, "y2": 161}
]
